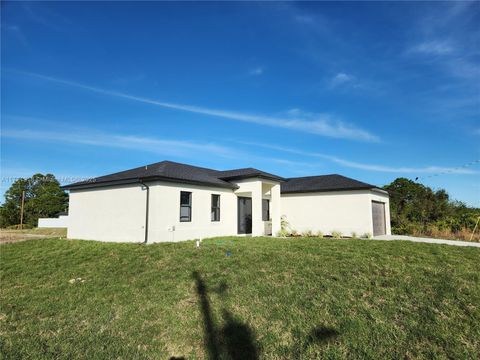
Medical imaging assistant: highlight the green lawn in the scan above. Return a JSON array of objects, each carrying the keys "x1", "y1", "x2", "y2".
[{"x1": 1, "y1": 237, "x2": 479, "y2": 359}]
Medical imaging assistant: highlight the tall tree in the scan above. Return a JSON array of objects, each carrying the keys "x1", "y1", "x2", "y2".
[{"x1": 0, "y1": 174, "x2": 68, "y2": 228}]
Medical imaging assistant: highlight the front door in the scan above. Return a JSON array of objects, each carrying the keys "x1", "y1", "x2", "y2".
[{"x1": 238, "y1": 197, "x2": 252, "y2": 234}]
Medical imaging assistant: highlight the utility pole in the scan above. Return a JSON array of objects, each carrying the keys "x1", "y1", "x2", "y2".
[
  {"x1": 19, "y1": 190, "x2": 25, "y2": 230},
  {"x1": 470, "y1": 216, "x2": 480, "y2": 242}
]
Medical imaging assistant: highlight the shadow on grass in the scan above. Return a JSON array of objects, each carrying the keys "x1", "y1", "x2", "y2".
[
  {"x1": 220, "y1": 309, "x2": 259, "y2": 360},
  {"x1": 306, "y1": 325, "x2": 339, "y2": 345},
  {"x1": 192, "y1": 271, "x2": 259, "y2": 360},
  {"x1": 192, "y1": 271, "x2": 340, "y2": 359}
]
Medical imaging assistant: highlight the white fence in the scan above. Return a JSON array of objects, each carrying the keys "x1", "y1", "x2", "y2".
[{"x1": 38, "y1": 215, "x2": 69, "y2": 228}]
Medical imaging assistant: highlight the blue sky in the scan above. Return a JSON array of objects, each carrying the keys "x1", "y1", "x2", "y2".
[{"x1": 1, "y1": 1, "x2": 479, "y2": 206}]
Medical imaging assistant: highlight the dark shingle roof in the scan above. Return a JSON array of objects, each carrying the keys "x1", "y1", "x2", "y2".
[
  {"x1": 281, "y1": 174, "x2": 378, "y2": 194},
  {"x1": 63, "y1": 161, "x2": 236, "y2": 190},
  {"x1": 63, "y1": 161, "x2": 284, "y2": 190},
  {"x1": 63, "y1": 161, "x2": 380, "y2": 194},
  {"x1": 216, "y1": 168, "x2": 285, "y2": 182}
]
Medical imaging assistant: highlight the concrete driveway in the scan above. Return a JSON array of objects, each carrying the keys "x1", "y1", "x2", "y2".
[{"x1": 372, "y1": 235, "x2": 480, "y2": 248}]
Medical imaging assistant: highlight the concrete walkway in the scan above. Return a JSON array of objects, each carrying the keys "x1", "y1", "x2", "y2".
[{"x1": 372, "y1": 235, "x2": 480, "y2": 248}]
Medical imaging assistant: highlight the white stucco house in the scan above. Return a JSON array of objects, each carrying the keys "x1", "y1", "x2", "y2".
[{"x1": 63, "y1": 160, "x2": 391, "y2": 243}]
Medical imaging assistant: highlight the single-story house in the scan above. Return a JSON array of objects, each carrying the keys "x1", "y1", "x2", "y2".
[{"x1": 63, "y1": 160, "x2": 391, "y2": 243}]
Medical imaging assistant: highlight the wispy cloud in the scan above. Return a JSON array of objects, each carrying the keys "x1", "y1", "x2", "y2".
[
  {"x1": 248, "y1": 67, "x2": 264, "y2": 76},
  {"x1": 3, "y1": 124, "x2": 475, "y2": 177},
  {"x1": 293, "y1": 14, "x2": 315, "y2": 24},
  {"x1": 12, "y1": 71, "x2": 379, "y2": 142},
  {"x1": 2, "y1": 128, "x2": 234, "y2": 159},
  {"x1": 327, "y1": 72, "x2": 377, "y2": 93},
  {"x1": 406, "y1": 3, "x2": 479, "y2": 81},
  {"x1": 408, "y1": 40, "x2": 455, "y2": 55},
  {"x1": 238, "y1": 141, "x2": 477, "y2": 175},
  {"x1": 4, "y1": 25, "x2": 29, "y2": 48},
  {"x1": 330, "y1": 72, "x2": 354, "y2": 87},
  {"x1": 21, "y1": 2, "x2": 71, "y2": 31}
]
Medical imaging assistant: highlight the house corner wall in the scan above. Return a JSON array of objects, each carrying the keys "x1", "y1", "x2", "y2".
[{"x1": 67, "y1": 185, "x2": 145, "y2": 243}]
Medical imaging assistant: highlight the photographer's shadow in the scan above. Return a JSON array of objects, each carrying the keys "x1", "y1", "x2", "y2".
[{"x1": 192, "y1": 271, "x2": 259, "y2": 360}]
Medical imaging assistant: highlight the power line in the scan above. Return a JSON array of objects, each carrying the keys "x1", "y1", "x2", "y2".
[{"x1": 414, "y1": 159, "x2": 480, "y2": 182}]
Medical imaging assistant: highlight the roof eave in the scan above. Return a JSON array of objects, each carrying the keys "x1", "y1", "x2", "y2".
[
  {"x1": 220, "y1": 174, "x2": 286, "y2": 182},
  {"x1": 63, "y1": 175, "x2": 238, "y2": 191}
]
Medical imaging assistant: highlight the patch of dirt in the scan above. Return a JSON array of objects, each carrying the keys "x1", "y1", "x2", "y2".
[{"x1": 0, "y1": 231, "x2": 49, "y2": 244}]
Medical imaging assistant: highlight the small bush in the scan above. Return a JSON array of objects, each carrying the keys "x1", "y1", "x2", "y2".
[
  {"x1": 331, "y1": 231, "x2": 342, "y2": 239},
  {"x1": 361, "y1": 232, "x2": 372, "y2": 239},
  {"x1": 290, "y1": 229, "x2": 300, "y2": 237},
  {"x1": 316, "y1": 230, "x2": 324, "y2": 238},
  {"x1": 302, "y1": 230, "x2": 314, "y2": 237},
  {"x1": 280, "y1": 215, "x2": 290, "y2": 233},
  {"x1": 276, "y1": 229, "x2": 289, "y2": 237},
  {"x1": 351, "y1": 232, "x2": 357, "y2": 239}
]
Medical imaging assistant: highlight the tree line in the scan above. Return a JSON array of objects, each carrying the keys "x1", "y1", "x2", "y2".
[
  {"x1": 384, "y1": 178, "x2": 479, "y2": 239},
  {"x1": 0, "y1": 174, "x2": 68, "y2": 228}
]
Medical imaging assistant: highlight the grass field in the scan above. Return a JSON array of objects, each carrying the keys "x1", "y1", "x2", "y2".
[{"x1": 1, "y1": 237, "x2": 479, "y2": 359}]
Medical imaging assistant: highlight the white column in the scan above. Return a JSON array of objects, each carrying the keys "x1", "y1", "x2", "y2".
[
  {"x1": 251, "y1": 181, "x2": 263, "y2": 236},
  {"x1": 271, "y1": 184, "x2": 281, "y2": 236}
]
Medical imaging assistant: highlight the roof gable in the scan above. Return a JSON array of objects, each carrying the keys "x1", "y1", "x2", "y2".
[{"x1": 216, "y1": 168, "x2": 285, "y2": 182}]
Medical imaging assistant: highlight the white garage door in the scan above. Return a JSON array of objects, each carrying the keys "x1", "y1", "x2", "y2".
[{"x1": 372, "y1": 201, "x2": 386, "y2": 236}]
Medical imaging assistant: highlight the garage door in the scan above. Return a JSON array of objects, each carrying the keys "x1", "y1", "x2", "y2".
[{"x1": 372, "y1": 201, "x2": 386, "y2": 236}]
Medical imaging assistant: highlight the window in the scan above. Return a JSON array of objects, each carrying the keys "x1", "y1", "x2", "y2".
[
  {"x1": 180, "y1": 191, "x2": 192, "y2": 222},
  {"x1": 211, "y1": 194, "x2": 220, "y2": 221},
  {"x1": 262, "y1": 199, "x2": 270, "y2": 221}
]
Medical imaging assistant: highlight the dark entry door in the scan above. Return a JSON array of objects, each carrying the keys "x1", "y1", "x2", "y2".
[
  {"x1": 372, "y1": 201, "x2": 386, "y2": 236},
  {"x1": 238, "y1": 197, "x2": 252, "y2": 234}
]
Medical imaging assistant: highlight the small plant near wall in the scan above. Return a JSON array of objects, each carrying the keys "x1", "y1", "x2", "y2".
[
  {"x1": 331, "y1": 231, "x2": 342, "y2": 239},
  {"x1": 361, "y1": 232, "x2": 372, "y2": 239},
  {"x1": 276, "y1": 229, "x2": 289, "y2": 237},
  {"x1": 290, "y1": 229, "x2": 300, "y2": 237},
  {"x1": 302, "y1": 230, "x2": 314, "y2": 237},
  {"x1": 276, "y1": 215, "x2": 292, "y2": 238},
  {"x1": 351, "y1": 232, "x2": 357, "y2": 239},
  {"x1": 316, "y1": 230, "x2": 324, "y2": 238}
]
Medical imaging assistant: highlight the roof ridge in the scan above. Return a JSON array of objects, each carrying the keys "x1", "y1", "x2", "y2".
[
  {"x1": 286, "y1": 174, "x2": 337, "y2": 180},
  {"x1": 161, "y1": 160, "x2": 220, "y2": 173},
  {"x1": 218, "y1": 167, "x2": 259, "y2": 173}
]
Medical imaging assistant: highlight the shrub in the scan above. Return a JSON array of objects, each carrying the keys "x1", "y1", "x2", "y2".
[
  {"x1": 290, "y1": 229, "x2": 299, "y2": 237},
  {"x1": 361, "y1": 232, "x2": 372, "y2": 239},
  {"x1": 316, "y1": 230, "x2": 324, "y2": 238},
  {"x1": 276, "y1": 229, "x2": 289, "y2": 237},
  {"x1": 331, "y1": 231, "x2": 342, "y2": 239},
  {"x1": 280, "y1": 215, "x2": 290, "y2": 233},
  {"x1": 351, "y1": 232, "x2": 357, "y2": 239},
  {"x1": 302, "y1": 230, "x2": 314, "y2": 237}
]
